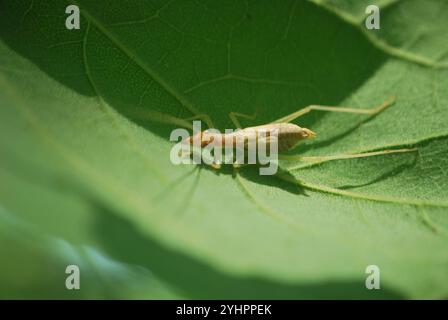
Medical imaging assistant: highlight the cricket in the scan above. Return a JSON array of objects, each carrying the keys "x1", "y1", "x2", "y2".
[{"x1": 172, "y1": 96, "x2": 417, "y2": 171}]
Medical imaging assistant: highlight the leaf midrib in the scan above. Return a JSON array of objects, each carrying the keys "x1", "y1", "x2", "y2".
[{"x1": 72, "y1": 0, "x2": 201, "y2": 117}]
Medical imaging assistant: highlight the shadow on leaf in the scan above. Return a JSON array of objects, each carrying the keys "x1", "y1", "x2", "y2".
[{"x1": 93, "y1": 202, "x2": 405, "y2": 299}]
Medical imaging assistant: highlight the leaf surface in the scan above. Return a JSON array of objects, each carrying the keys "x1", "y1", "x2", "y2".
[{"x1": 1, "y1": 0, "x2": 448, "y2": 298}]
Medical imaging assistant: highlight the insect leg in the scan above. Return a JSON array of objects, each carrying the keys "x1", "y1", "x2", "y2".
[
  {"x1": 134, "y1": 110, "x2": 215, "y2": 130},
  {"x1": 279, "y1": 148, "x2": 417, "y2": 163},
  {"x1": 272, "y1": 96, "x2": 396, "y2": 124},
  {"x1": 134, "y1": 110, "x2": 194, "y2": 129},
  {"x1": 229, "y1": 111, "x2": 257, "y2": 129},
  {"x1": 201, "y1": 150, "x2": 221, "y2": 169},
  {"x1": 184, "y1": 114, "x2": 215, "y2": 129},
  {"x1": 184, "y1": 145, "x2": 222, "y2": 169}
]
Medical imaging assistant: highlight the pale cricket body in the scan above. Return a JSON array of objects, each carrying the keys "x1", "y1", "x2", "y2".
[
  {"x1": 182, "y1": 123, "x2": 315, "y2": 152},
  {"x1": 177, "y1": 96, "x2": 417, "y2": 170}
]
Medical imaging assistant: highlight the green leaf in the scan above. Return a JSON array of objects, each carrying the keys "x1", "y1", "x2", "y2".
[
  {"x1": 1, "y1": 0, "x2": 447, "y2": 299},
  {"x1": 0, "y1": 187, "x2": 182, "y2": 299}
]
